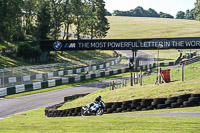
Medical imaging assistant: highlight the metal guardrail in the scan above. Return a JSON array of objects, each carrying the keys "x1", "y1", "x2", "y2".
[{"x1": 0, "y1": 56, "x2": 124, "y2": 88}]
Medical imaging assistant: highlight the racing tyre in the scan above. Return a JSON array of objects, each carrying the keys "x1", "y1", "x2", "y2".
[
  {"x1": 171, "y1": 103, "x2": 181, "y2": 108},
  {"x1": 188, "y1": 97, "x2": 200, "y2": 102},
  {"x1": 191, "y1": 94, "x2": 200, "y2": 98},
  {"x1": 96, "y1": 108, "x2": 104, "y2": 116},
  {"x1": 178, "y1": 94, "x2": 191, "y2": 100}
]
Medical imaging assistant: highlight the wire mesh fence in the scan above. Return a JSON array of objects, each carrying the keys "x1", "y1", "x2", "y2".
[{"x1": 0, "y1": 57, "x2": 124, "y2": 88}]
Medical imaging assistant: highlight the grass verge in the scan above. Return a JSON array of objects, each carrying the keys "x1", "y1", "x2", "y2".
[
  {"x1": 60, "y1": 62, "x2": 200, "y2": 109},
  {"x1": 0, "y1": 107, "x2": 199, "y2": 133}
]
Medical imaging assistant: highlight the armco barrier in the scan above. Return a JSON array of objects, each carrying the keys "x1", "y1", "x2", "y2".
[
  {"x1": 0, "y1": 57, "x2": 188, "y2": 97},
  {"x1": 0, "y1": 67, "x2": 129, "y2": 97},
  {"x1": 45, "y1": 94, "x2": 200, "y2": 117},
  {"x1": 0, "y1": 56, "x2": 122, "y2": 88}
]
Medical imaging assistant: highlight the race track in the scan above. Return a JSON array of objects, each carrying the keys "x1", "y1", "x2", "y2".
[
  {"x1": 0, "y1": 76, "x2": 127, "y2": 118},
  {"x1": 0, "y1": 51, "x2": 155, "y2": 119}
]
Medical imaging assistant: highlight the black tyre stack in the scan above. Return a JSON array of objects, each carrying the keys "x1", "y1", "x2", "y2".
[{"x1": 45, "y1": 94, "x2": 200, "y2": 117}]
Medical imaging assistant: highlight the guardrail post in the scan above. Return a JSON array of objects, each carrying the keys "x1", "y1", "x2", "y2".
[
  {"x1": 112, "y1": 81, "x2": 114, "y2": 90},
  {"x1": 182, "y1": 63, "x2": 184, "y2": 82},
  {"x1": 140, "y1": 70, "x2": 142, "y2": 86}
]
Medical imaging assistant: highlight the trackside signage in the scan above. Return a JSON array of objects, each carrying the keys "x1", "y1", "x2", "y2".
[{"x1": 40, "y1": 37, "x2": 200, "y2": 51}]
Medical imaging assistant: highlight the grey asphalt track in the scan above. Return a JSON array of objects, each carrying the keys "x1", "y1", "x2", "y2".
[
  {"x1": 118, "y1": 50, "x2": 155, "y2": 66},
  {"x1": 0, "y1": 50, "x2": 157, "y2": 119},
  {"x1": 104, "y1": 112, "x2": 200, "y2": 117},
  {"x1": 0, "y1": 76, "x2": 127, "y2": 119}
]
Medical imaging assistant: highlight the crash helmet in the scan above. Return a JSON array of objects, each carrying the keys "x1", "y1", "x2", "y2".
[{"x1": 97, "y1": 95, "x2": 101, "y2": 101}]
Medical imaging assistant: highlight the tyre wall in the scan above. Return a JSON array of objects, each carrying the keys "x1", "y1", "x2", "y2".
[{"x1": 45, "y1": 93, "x2": 200, "y2": 117}]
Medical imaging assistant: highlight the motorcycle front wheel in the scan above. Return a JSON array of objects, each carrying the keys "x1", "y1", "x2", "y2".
[{"x1": 96, "y1": 108, "x2": 104, "y2": 116}]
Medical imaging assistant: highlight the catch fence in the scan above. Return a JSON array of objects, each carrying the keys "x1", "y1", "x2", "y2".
[{"x1": 0, "y1": 57, "x2": 124, "y2": 88}]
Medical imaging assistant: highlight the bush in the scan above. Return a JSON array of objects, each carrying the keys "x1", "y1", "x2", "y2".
[{"x1": 17, "y1": 42, "x2": 41, "y2": 59}]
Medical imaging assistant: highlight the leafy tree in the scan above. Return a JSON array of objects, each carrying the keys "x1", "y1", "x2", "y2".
[
  {"x1": 22, "y1": 0, "x2": 37, "y2": 35},
  {"x1": 71, "y1": 0, "x2": 83, "y2": 40},
  {"x1": 176, "y1": 11, "x2": 185, "y2": 19},
  {"x1": 0, "y1": 0, "x2": 5, "y2": 41},
  {"x1": 113, "y1": 10, "x2": 123, "y2": 16},
  {"x1": 105, "y1": 9, "x2": 112, "y2": 16},
  {"x1": 95, "y1": 0, "x2": 110, "y2": 38},
  {"x1": 185, "y1": 9, "x2": 195, "y2": 20},
  {"x1": 147, "y1": 8, "x2": 160, "y2": 17},
  {"x1": 130, "y1": 6, "x2": 150, "y2": 17},
  {"x1": 81, "y1": 0, "x2": 97, "y2": 39},
  {"x1": 0, "y1": 0, "x2": 24, "y2": 41},
  {"x1": 159, "y1": 12, "x2": 174, "y2": 18},
  {"x1": 62, "y1": 0, "x2": 73, "y2": 40},
  {"x1": 49, "y1": 0, "x2": 63, "y2": 40},
  {"x1": 36, "y1": 0, "x2": 51, "y2": 40},
  {"x1": 195, "y1": 0, "x2": 200, "y2": 21}
]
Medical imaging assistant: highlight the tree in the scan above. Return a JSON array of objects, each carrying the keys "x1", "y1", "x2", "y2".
[
  {"x1": 105, "y1": 9, "x2": 112, "y2": 16},
  {"x1": 81, "y1": 0, "x2": 97, "y2": 39},
  {"x1": 22, "y1": 0, "x2": 37, "y2": 35},
  {"x1": 0, "y1": 0, "x2": 24, "y2": 41},
  {"x1": 49, "y1": 0, "x2": 63, "y2": 40},
  {"x1": 185, "y1": 9, "x2": 195, "y2": 20},
  {"x1": 147, "y1": 8, "x2": 159, "y2": 17},
  {"x1": 62, "y1": 0, "x2": 73, "y2": 40},
  {"x1": 36, "y1": 0, "x2": 51, "y2": 40},
  {"x1": 130, "y1": 6, "x2": 149, "y2": 17},
  {"x1": 94, "y1": 0, "x2": 110, "y2": 38},
  {"x1": 159, "y1": 12, "x2": 174, "y2": 18},
  {"x1": 71, "y1": 0, "x2": 84, "y2": 40},
  {"x1": 195, "y1": 0, "x2": 200, "y2": 21},
  {"x1": 176, "y1": 11, "x2": 185, "y2": 19},
  {"x1": 0, "y1": 0, "x2": 5, "y2": 41}
]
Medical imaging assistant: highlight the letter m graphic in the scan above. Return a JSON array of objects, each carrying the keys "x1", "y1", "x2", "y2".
[
  {"x1": 65, "y1": 43, "x2": 76, "y2": 48},
  {"x1": 69, "y1": 43, "x2": 76, "y2": 48}
]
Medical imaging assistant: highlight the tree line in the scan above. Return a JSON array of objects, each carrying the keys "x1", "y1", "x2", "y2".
[
  {"x1": 107, "y1": 6, "x2": 197, "y2": 21},
  {"x1": 111, "y1": 6, "x2": 174, "y2": 18},
  {"x1": 0, "y1": 0, "x2": 110, "y2": 42}
]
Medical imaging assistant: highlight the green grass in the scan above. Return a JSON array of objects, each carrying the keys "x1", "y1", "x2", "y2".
[
  {"x1": 59, "y1": 62, "x2": 200, "y2": 110},
  {"x1": 0, "y1": 41, "x2": 115, "y2": 69},
  {"x1": 0, "y1": 107, "x2": 199, "y2": 133},
  {"x1": 106, "y1": 17, "x2": 200, "y2": 39},
  {"x1": 1, "y1": 17, "x2": 200, "y2": 133},
  {"x1": 106, "y1": 16, "x2": 200, "y2": 62},
  {"x1": 108, "y1": 106, "x2": 200, "y2": 115}
]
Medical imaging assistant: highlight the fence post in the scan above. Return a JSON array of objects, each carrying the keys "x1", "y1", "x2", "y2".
[
  {"x1": 140, "y1": 70, "x2": 142, "y2": 86},
  {"x1": 2, "y1": 70, "x2": 4, "y2": 88},
  {"x1": 109, "y1": 82, "x2": 111, "y2": 91},
  {"x1": 159, "y1": 68, "x2": 162, "y2": 84},
  {"x1": 182, "y1": 63, "x2": 184, "y2": 82},
  {"x1": 136, "y1": 72, "x2": 139, "y2": 84},
  {"x1": 112, "y1": 81, "x2": 114, "y2": 90},
  {"x1": 131, "y1": 72, "x2": 133, "y2": 86}
]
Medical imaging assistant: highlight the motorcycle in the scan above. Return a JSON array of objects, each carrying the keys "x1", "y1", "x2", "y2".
[{"x1": 81, "y1": 101, "x2": 105, "y2": 116}]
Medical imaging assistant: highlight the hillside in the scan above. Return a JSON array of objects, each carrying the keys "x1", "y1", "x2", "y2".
[
  {"x1": 106, "y1": 16, "x2": 200, "y2": 61},
  {"x1": 106, "y1": 16, "x2": 200, "y2": 39}
]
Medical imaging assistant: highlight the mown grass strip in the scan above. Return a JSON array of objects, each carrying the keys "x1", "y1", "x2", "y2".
[
  {"x1": 0, "y1": 107, "x2": 199, "y2": 133},
  {"x1": 60, "y1": 62, "x2": 200, "y2": 109}
]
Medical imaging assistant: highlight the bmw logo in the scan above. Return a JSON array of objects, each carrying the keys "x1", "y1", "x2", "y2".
[{"x1": 53, "y1": 41, "x2": 62, "y2": 50}]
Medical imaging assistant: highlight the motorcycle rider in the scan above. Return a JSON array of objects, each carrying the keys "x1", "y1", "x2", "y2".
[{"x1": 90, "y1": 95, "x2": 104, "y2": 112}]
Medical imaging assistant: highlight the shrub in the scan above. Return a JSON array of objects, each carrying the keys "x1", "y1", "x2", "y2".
[{"x1": 17, "y1": 42, "x2": 41, "y2": 59}]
